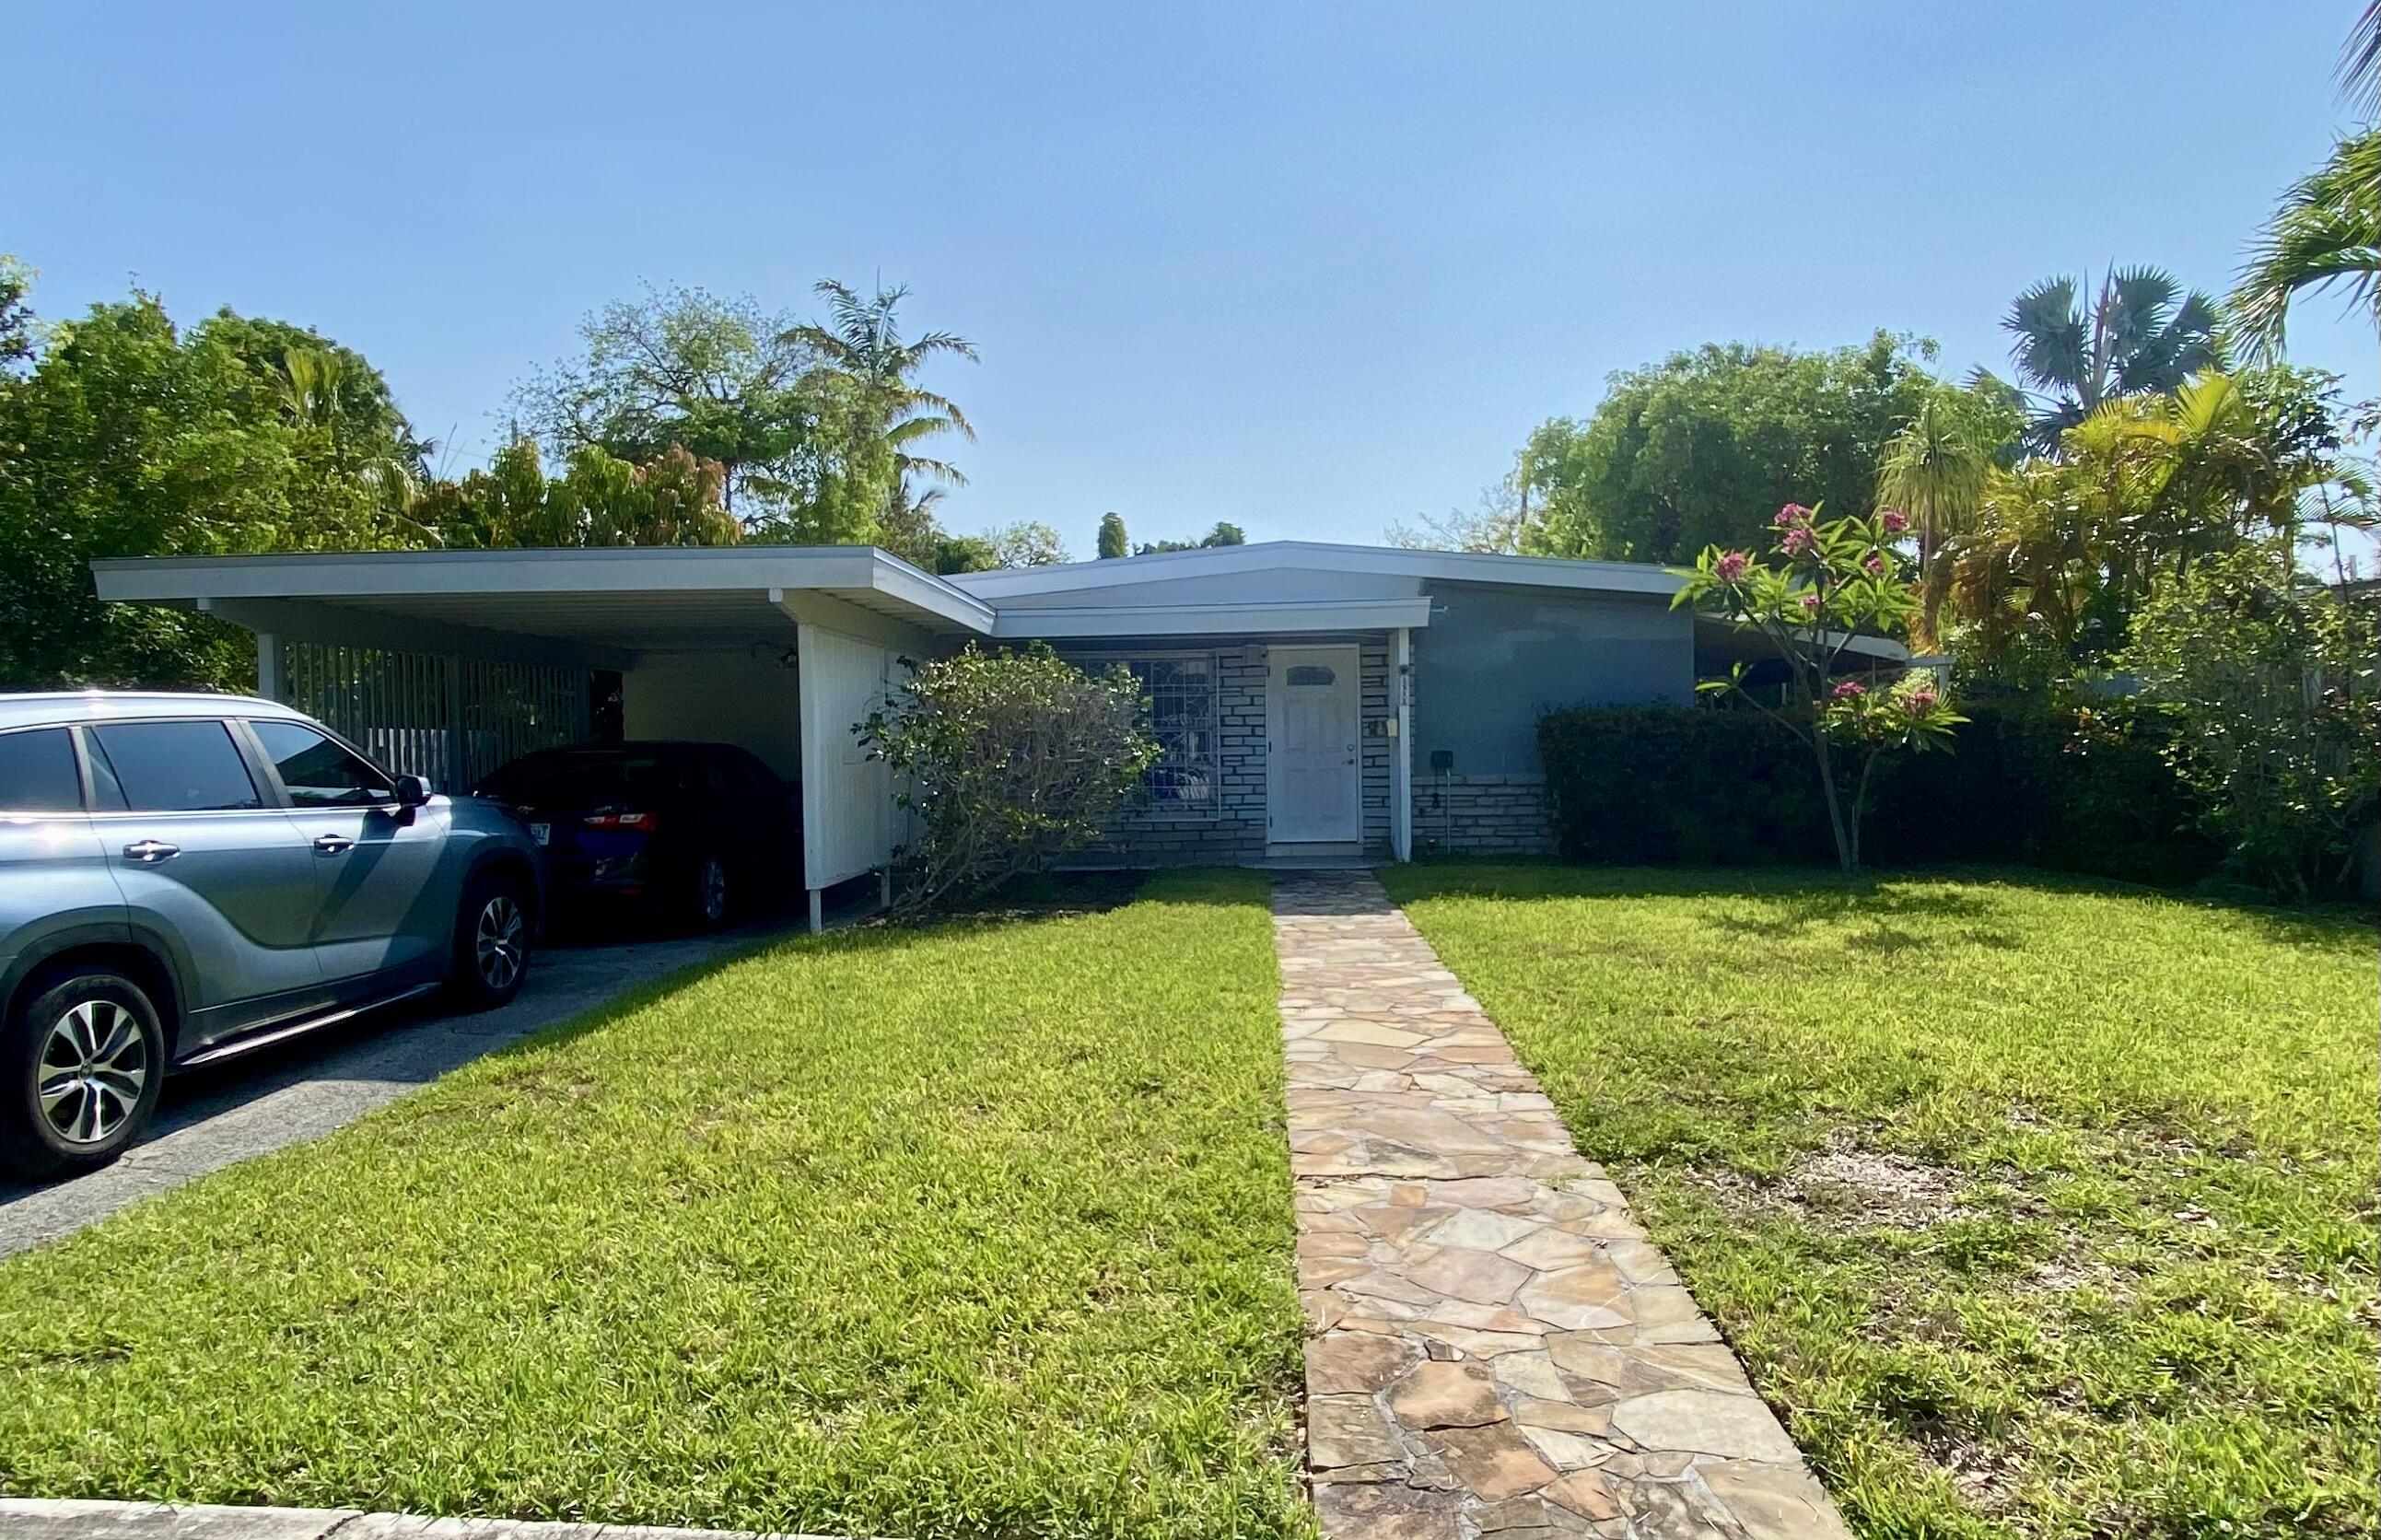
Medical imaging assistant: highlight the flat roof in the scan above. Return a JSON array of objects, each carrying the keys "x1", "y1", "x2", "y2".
[
  {"x1": 88, "y1": 541, "x2": 1906, "y2": 664},
  {"x1": 946, "y1": 540, "x2": 1684, "y2": 599},
  {"x1": 91, "y1": 545, "x2": 997, "y2": 638}
]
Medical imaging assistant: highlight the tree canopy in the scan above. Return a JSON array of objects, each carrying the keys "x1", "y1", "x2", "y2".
[
  {"x1": 1517, "y1": 332, "x2": 1947, "y2": 564},
  {"x1": 510, "y1": 280, "x2": 985, "y2": 560},
  {"x1": 0, "y1": 283, "x2": 433, "y2": 687},
  {"x1": 511, "y1": 284, "x2": 808, "y2": 519},
  {"x1": 0, "y1": 265, "x2": 1049, "y2": 691},
  {"x1": 1938, "y1": 367, "x2": 2362, "y2": 682},
  {"x1": 1135, "y1": 520, "x2": 1246, "y2": 554}
]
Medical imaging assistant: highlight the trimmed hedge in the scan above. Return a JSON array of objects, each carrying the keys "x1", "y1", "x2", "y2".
[{"x1": 1538, "y1": 703, "x2": 2219, "y2": 885}]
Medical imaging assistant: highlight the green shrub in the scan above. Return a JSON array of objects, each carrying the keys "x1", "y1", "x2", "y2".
[
  {"x1": 1538, "y1": 701, "x2": 2218, "y2": 884},
  {"x1": 2124, "y1": 545, "x2": 2381, "y2": 900},
  {"x1": 858, "y1": 643, "x2": 1159, "y2": 911}
]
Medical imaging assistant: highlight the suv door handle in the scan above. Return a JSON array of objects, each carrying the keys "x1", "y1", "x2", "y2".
[
  {"x1": 123, "y1": 840, "x2": 181, "y2": 863},
  {"x1": 313, "y1": 834, "x2": 355, "y2": 855}
]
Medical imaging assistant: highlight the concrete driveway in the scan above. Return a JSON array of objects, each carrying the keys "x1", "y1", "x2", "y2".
[{"x1": 0, "y1": 913, "x2": 807, "y2": 1260}]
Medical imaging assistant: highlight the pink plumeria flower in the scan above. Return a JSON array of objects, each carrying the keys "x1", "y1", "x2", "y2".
[
  {"x1": 1906, "y1": 687, "x2": 1940, "y2": 711},
  {"x1": 1797, "y1": 592, "x2": 1823, "y2": 612},
  {"x1": 1862, "y1": 551, "x2": 1885, "y2": 574},
  {"x1": 1780, "y1": 526, "x2": 1815, "y2": 557},
  {"x1": 1880, "y1": 509, "x2": 1910, "y2": 534},
  {"x1": 1830, "y1": 680, "x2": 1866, "y2": 700},
  {"x1": 1774, "y1": 503, "x2": 1814, "y2": 527},
  {"x1": 1713, "y1": 550, "x2": 1751, "y2": 583}
]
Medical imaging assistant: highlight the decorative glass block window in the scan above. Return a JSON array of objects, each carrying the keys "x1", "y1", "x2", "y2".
[{"x1": 1126, "y1": 655, "x2": 1219, "y2": 815}]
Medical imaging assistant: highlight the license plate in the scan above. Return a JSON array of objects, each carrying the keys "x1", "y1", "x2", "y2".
[{"x1": 530, "y1": 822, "x2": 550, "y2": 846}]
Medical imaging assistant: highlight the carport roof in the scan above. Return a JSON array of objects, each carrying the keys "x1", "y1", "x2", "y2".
[{"x1": 89, "y1": 546, "x2": 997, "y2": 664}]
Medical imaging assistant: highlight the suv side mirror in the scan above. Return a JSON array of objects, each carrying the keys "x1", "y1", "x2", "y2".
[{"x1": 392, "y1": 775, "x2": 432, "y2": 807}]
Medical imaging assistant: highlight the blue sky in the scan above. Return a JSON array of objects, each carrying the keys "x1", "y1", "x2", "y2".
[{"x1": 14, "y1": 2, "x2": 2371, "y2": 555}]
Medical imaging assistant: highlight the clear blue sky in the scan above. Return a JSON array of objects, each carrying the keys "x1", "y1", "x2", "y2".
[{"x1": 15, "y1": 1, "x2": 2373, "y2": 555}]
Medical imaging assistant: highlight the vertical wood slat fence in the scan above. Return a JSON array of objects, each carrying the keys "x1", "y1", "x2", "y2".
[{"x1": 278, "y1": 642, "x2": 590, "y2": 790}]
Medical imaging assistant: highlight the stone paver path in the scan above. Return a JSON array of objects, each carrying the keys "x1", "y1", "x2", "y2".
[{"x1": 1273, "y1": 872, "x2": 1850, "y2": 1540}]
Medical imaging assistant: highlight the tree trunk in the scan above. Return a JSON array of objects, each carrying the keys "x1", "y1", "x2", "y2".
[
  {"x1": 1850, "y1": 750, "x2": 1879, "y2": 870},
  {"x1": 1810, "y1": 730, "x2": 1857, "y2": 872},
  {"x1": 1917, "y1": 490, "x2": 1942, "y2": 651}
]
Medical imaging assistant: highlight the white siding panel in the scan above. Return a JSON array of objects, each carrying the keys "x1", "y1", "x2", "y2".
[
  {"x1": 622, "y1": 651, "x2": 802, "y2": 779},
  {"x1": 798, "y1": 624, "x2": 901, "y2": 890}
]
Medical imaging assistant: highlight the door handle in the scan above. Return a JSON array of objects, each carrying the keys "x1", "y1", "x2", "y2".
[
  {"x1": 123, "y1": 840, "x2": 180, "y2": 863},
  {"x1": 313, "y1": 834, "x2": 355, "y2": 855}
]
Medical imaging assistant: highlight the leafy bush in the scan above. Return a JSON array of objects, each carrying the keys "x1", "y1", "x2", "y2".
[
  {"x1": 858, "y1": 643, "x2": 1159, "y2": 912},
  {"x1": 1539, "y1": 700, "x2": 2218, "y2": 885},
  {"x1": 2125, "y1": 544, "x2": 2381, "y2": 899}
]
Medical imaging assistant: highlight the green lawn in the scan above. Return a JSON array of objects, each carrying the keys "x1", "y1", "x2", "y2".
[
  {"x1": 0, "y1": 869, "x2": 1311, "y2": 1540},
  {"x1": 1379, "y1": 863, "x2": 2378, "y2": 1540}
]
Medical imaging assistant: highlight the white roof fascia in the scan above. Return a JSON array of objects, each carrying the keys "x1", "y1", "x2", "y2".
[
  {"x1": 947, "y1": 541, "x2": 1682, "y2": 601},
  {"x1": 991, "y1": 597, "x2": 1435, "y2": 640},
  {"x1": 90, "y1": 547, "x2": 997, "y2": 634},
  {"x1": 1689, "y1": 612, "x2": 1912, "y2": 663}
]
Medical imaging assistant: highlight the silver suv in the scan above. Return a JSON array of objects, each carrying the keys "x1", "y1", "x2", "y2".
[{"x1": 0, "y1": 692, "x2": 543, "y2": 1178}]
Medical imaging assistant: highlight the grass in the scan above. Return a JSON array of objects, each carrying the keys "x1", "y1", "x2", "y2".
[
  {"x1": 1378, "y1": 862, "x2": 2378, "y2": 1540},
  {"x1": 0, "y1": 869, "x2": 1311, "y2": 1540}
]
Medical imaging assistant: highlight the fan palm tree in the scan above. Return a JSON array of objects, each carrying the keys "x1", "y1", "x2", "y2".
[
  {"x1": 1876, "y1": 389, "x2": 1994, "y2": 647},
  {"x1": 1996, "y1": 267, "x2": 2224, "y2": 453},
  {"x1": 2231, "y1": 129, "x2": 2381, "y2": 365},
  {"x1": 783, "y1": 282, "x2": 977, "y2": 526}
]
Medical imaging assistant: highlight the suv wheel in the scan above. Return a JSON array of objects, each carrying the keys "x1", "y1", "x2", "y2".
[
  {"x1": 1, "y1": 970, "x2": 166, "y2": 1179},
  {"x1": 449, "y1": 871, "x2": 531, "y2": 1010},
  {"x1": 693, "y1": 855, "x2": 731, "y2": 929}
]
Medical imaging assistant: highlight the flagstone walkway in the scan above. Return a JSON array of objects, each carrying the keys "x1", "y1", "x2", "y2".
[{"x1": 1273, "y1": 872, "x2": 1850, "y2": 1540}]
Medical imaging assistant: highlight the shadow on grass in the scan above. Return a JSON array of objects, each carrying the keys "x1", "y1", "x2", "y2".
[
  {"x1": 468, "y1": 866, "x2": 1264, "y2": 1073},
  {"x1": 1384, "y1": 858, "x2": 2380, "y2": 954}
]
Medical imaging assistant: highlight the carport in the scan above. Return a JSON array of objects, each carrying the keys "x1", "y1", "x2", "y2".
[{"x1": 90, "y1": 547, "x2": 995, "y2": 928}]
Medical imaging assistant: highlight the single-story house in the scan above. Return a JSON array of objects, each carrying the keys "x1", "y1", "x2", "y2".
[{"x1": 90, "y1": 541, "x2": 1903, "y2": 923}]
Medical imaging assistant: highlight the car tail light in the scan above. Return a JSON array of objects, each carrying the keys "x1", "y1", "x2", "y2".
[{"x1": 581, "y1": 811, "x2": 660, "y2": 831}]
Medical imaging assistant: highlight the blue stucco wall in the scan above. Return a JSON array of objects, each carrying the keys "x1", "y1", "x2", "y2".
[{"x1": 1412, "y1": 582, "x2": 1694, "y2": 775}]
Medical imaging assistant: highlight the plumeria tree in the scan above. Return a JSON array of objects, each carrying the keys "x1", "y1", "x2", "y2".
[{"x1": 1674, "y1": 502, "x2": 1964, "y2": 870}]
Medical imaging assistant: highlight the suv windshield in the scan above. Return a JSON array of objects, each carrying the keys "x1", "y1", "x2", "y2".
[{"x1": 478, "y1": 749, "x2": 677, "y2": 807}]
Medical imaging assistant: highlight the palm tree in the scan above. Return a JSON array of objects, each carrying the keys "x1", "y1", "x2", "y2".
[
  {"x1": 1877, "y1": 389, "x2": 1993, "y2": 647},
  {"x1": 1997, "y1": 267, "x2": 2223, "y2": 453},
  {"x1": 2232, "y1": 130, "x2": 2381, "y2": 365},
  {"x1": 783, "y1": 282, "x2": 977, "y2": 527},
  {"x1": 278, "y1": 345, "x2": 419, "y2": 519},
  {"x1": 2342, "y1": 0, "x2": 2380, "y2": 120}
]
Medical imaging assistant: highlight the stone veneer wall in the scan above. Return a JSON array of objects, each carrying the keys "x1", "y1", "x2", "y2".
[
  {"x1": 1055, "y1": 639, "x2": 1395, "y2": 866},
  {"x1": 1410, "y1": 771, "x2": 1557, "y2": 857}
]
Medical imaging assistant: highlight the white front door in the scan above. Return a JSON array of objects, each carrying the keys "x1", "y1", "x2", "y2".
[{"x1": 1267, "y1": 645, "x2": 1362, "y2": 843}]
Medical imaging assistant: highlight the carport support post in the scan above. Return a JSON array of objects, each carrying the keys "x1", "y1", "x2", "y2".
[
  {"x1": 808, "y1": 887, "x2": 823, "y2": 934},
  {"x1": 253, "y1": 631, "x2": 282, "y2": 701},
  {"x1": 1392, "y1": 626, "x2": 1414, "y2": 862}
]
